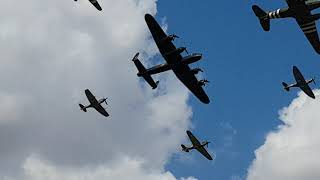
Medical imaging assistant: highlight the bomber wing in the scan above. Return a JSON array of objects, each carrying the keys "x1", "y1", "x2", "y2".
[
  {"x1": 187, "y1": 131, "x2": 213, "y2": 160},
  {"x1": 175, "y1": 66, "x2": 210, "y2": 104},
  {"x1": 297, "y1": 20, "x2": 320, "y2": 54},
  {"x1": 144, "y1": 14, "x2": 182, "y2": 64},
  {"x1": 89, "y1": 0, "x2": 102, "y2": 11},
  {"x1": 293, "y1": 66, "x2": 315, "y2": 99}
]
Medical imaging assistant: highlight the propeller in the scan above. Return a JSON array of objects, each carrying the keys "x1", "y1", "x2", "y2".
[
  {"x1": 185, "y1": 48, "x2": 189, "y2": 54},
  {"x1": 202, "y1": 141, "x2": 210, "y2": 148},
  {"x1": 203, "y1": 79, "x2": 210, "y2": 83},
  {"x1": 172, "y1": 34, "x2": 180, "y2": 39},
  {"x1": 313, "y1": 77, "x2": 316, "y2": 86},
  {"x1": 105, "y1": 98, "x2": 108, "y2": 105},
  {"x1": 182, "y1": 47, "x2": 189, "y2": 55}
]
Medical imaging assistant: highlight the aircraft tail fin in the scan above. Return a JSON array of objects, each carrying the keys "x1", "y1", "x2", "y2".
[
  {"x1": 79, "y1": 104, "x2": 87, "y2": 112},
  {"x1": 132, "y1": 53, "x2": 159, "y2": 89},
  {"x1": 181, "y1": 144, "x2": 189, "y2": 152},
  {"x1": 252, "y1": 5, "x2": 270, "y2": 31},
  {"x1": 282, "y1": 82, "x2": 290, "y2": 91}
]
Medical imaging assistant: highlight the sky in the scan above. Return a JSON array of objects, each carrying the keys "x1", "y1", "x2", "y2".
[{"x1": 0, "y1": 0, "x2": 320, "y2": 180}]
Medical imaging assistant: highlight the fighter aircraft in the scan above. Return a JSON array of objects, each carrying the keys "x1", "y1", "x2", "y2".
[
  {"x1": 282, "y1": 66, "x2": 316, "y2": 99},
  {"x1": 132, "y1": 14, "x2": 210, "y2": 104},
  {"x1": 79, "y1": 89, "x2": 109, "y2": 117},
  {"x1": 74, "y1": 0, "x2": 102, "y2": 11},
  {"x1": 181, "y1": 130, "x2": 213, "y2": 160},
  {"x1": 252, "y1": 1, "x2": 320, "y2": 54}
]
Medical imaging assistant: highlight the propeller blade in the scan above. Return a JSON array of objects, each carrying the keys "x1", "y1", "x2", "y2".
[{"x1": 173, "y1": 34, "x2": 180, "y2": 39}]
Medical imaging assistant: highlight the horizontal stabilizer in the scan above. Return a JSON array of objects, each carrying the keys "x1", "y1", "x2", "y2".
[
  {"x1": 132, "y1": 53, "x2": 159, "y2": 89},
  {"x1": 282, "y1": 82, "x2": 290, "y2": 91},
  {"x1": 79, "y1": 104, "x2": 87, "y2": 112},
  {"x1": 252, "y1": 5, "x2": 270, "y2": 31},
  {"x1": 181, "y1": 144, "x2": 189, "y2": 152}
]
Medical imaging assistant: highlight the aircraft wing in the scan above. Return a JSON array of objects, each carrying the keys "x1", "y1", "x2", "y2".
[
  {"x1": 174, "y1": 65, "x2": 210, "y2": 104},
  {"x1": 297, "y1": 20, "x2": 320, "y2": 54},
  {"x1": 187, "y1": 131, "x2": 213, "y2": 160},
  {"x1": 300, "y1": 83, "x2": 315, "y2": 99},
  {"x1": 93, "y1": 104, "x2": 110, "y2": 117},
  {"x1": 187, "y1": 131, "x2": 201, "y2": 146},
  {"x1": 144, "y1": 14, "x2": 183, "y2": 64},
  {"x1": 85, "y1": 89, "x2": 99, "y2": 104},
  {"x1": 89, "y1": 0, "x2": 102, "y2": 11},
  {"x1": 195, "y1": 146, "x2": 213, "y2": 160},
  {"x1": 293, "y1": 66, "x2": 315, "y2": 99}
]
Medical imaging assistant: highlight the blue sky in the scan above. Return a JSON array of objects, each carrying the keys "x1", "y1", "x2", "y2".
[{"x1": 156, "y1": 0, "x2": 320, "y2": 179}]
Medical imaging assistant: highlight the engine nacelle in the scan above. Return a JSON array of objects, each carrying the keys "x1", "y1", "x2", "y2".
[
  {"x1": 162, "y1": 35, "x2": 178, "y2": 43},
  {"x1": 198, "y1": 79, "x2": 209, "y2": 86},
  {"x1": 190, "y1": 68, "x2": 203, "y2": 75},
  {"x1": 181, "y1": 53, "x2": 202, "y2": 65}
]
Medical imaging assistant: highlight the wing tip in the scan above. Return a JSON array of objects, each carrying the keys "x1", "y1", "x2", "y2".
[
  {"x1": 144, "y1": 13, "x2": 154, "y2": 22},
  {"x1": 200, "y1": 97, "x2": 210, "y2": 104},
  {"x1": 310, "y1": 93, "x2": 316, "y2": 99}
]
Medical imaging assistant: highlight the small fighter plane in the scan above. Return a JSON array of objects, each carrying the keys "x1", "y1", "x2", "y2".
[
  {"x1": 79, "y1": 89, "x2": 109, "y2": 117},
  {"x1": 181, "y1": 130, "x2": 213, "y2": 160},
  {"x1": 282, "y1": 66, "x2": 316, "y2": 99},
  {"x1": 132, "y1": 14, "x2": 210, "y2": 104},
  {"x1": 74, "y1": 0, "x2": 102, "y2": 11},
  {"x1": 252, "y1": 1, "x2": 320, "y2": 54}
]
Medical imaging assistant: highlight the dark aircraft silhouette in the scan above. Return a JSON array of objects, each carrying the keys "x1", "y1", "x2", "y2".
[
  {"x1": 181, "y1": 130, "x2": 213, "y2": 160},
  {"x1": 252, "y1": 1, "x2": 320, "y2": 54},
  {"x1": 74, "y1": 0, "x2": 102, "y2": 11},
  {"x1": 282, "y1": 66, "x2": 316, "y2": 99},
  {"x1": 132, "y1": 14, "x2": 210, "y2": 104},
  {"x1": 79, "y1": 89, "x2": 109, "y2": 117}
]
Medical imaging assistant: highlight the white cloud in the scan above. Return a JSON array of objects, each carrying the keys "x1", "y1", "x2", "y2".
[
  {"x1": 19, "y1": 155, "x2": 184, "y2": 180},
  {"x1": 246, "y1": 90, "x2": 320, "y2": 180},
  {"x1": 0, "y1": 0, "x2": 197, "y2": 179}
]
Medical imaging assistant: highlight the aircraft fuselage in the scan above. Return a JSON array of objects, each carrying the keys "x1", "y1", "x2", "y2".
[
  {"x1": 184, "y1": 142, "x2": 209, "y2": 151},
  {"x1": 268, "y1": 1, "x2": 320, "y2": 20},
  {"x1": 138, "y1": 53, "x2": 202, "y2": 76}
]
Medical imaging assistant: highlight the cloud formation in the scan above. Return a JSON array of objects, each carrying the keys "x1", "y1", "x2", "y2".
[
  {"x1": 0, "y1": 0, "x2": 196, "y2": 179},
  {"x1": 247, "y1": 91, "x2": 320, "y2": 180}
]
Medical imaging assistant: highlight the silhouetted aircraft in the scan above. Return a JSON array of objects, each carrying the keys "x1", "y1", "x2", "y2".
[
  {"x1": 79, "y1": 89, "x2": 109, "y2": 117},
  {"x1": 282, "y1": 66, "x2": 316, "y2": 99},
  {"x1": 181, "y1": 130, "x2": 213, "y2": 160},
  {"x1": 252, "y1": 1, "x2": 320, "y2": 54},
  {"x1": 132, "y1": 14, "x2": 210, "y2": 104},
  {"x1": 74, "y1": 0, "x2": 102, "y2": 11}
]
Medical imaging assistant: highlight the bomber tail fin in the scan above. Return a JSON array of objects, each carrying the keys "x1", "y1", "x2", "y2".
[
  {"x1": 79, "y1": 104, "x2": 87, "y2": 112},
  {"x1": 282, "y1": 82, "x2": 290, "y2": 91},
  {"x1": 132, "y1": 53, "x2": 159, "y2": 89},
  {"x1": 252, "y1": 5, "x2": 270, "y2": 31}
]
